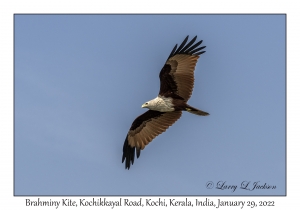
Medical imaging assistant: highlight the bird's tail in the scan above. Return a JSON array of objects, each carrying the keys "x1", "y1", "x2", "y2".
[{"x1": 185, "y1": 104, "x2": 209, "y2": 116}]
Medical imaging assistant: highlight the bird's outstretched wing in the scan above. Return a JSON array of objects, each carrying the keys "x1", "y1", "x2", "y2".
[
  {"x1": 122, "y1": 110, "x2": 182, "y2": 169},
  {"x1": 159, "y1": 35, "x2": 206, "y2": 101}
]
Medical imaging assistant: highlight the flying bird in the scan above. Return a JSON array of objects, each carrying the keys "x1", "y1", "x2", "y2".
[{"x1": 122, "y1": 35, "x2": 209, "y2": 169}]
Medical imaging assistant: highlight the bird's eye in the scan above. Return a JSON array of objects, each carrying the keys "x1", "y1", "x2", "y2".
[{"x1": 145, "y1": 103, "x2": 148, "y2": 105}]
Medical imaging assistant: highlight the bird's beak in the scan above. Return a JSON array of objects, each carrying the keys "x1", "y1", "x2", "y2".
[{"x1": 141, "y1": 104, "x2": 146, "y2": 108}]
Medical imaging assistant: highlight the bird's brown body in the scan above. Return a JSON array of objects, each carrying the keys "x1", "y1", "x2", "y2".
[{"x1": 122, "y1": 36, "x2": 209, "y2": 169}]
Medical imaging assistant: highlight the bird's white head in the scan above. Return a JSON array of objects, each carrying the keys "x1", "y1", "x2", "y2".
[
  {"x1": 141, "y1": 98, "x2": 159, "y2": 109},
  {"x1": 141, "y1": 96, "x2": 174, "y2": 112},
  {"x1": 141, "y1": 101, "x2": 151, "y2": 109}
]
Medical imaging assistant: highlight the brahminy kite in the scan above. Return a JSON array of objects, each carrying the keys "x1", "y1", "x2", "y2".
[{"x1": 122, "y1": 35, "x2": 209, "y2": 169}]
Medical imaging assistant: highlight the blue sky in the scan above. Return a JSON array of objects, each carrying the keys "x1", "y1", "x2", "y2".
[{"x1": 14, "y1": 14, "x2": 285, "y2": 196}]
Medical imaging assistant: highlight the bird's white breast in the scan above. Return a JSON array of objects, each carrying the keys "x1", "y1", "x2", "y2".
[{"x1": 148, "y1": 96, "x2": 175, "y2": 112}]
